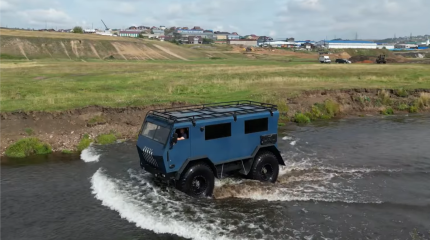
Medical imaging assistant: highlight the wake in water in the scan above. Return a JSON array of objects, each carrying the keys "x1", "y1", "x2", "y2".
[
  {"x1": 80, "y1": 144, "x2": 101, "y2": 162},
  {"x1": 90, "y1": 168, "x2": 289, "y2": 240},
  {"x1": 213, "y1": 139, "x2": 391, "y2": 203}
]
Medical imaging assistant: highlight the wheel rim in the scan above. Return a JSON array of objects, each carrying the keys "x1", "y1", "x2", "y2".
[
  {"x1": 260, "y1": 164, "x2": 274, "y2": 181},
  {"x1": 191, "y1": 175, "x2": 207, "y2": 195}
]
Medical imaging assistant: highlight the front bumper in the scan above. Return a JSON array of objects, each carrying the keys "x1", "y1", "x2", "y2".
[{"x1": 140, "y1": 161, "x2": 176, "y2": 180}]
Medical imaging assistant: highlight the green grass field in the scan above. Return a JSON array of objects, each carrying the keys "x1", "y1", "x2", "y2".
[{"x1": 1, "y1": 59, "x2": 430, "y2": 112}]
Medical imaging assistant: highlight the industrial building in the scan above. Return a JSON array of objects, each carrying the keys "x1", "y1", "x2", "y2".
[
  {"x1": 119, "y1": 30, "x2": 142, "y2": 37},
  {"x1": 317, "y1": 40, "x2": 377, "y2": 49}
]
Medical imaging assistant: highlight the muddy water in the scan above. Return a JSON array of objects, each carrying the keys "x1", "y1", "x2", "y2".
[{"x1": 2, "y1": 115, "x2": 430, "y2": 240}]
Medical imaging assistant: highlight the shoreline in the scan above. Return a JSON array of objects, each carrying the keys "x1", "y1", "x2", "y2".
[{"x1": 1, "y1": 88, "x2": 429, "y2": 157}]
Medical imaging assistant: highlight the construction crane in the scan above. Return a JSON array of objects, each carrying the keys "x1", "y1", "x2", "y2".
[{"x1": 101, "y1": 19, "x2": 110, "y2": 31}]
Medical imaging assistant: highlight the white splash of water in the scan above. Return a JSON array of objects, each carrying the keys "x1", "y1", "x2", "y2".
[
  {"x1": 90, "y1": 168, "x2": 246, "y2": 240},
  {"x1": 80, "y1": 144, "x2": 100, "y2": 162},
  {"x1": 282, "y1": 136, "x2": 292, "y2": 140},
  {"x1": 290, "y1": 141, "x2": 297, "y2": 146}
]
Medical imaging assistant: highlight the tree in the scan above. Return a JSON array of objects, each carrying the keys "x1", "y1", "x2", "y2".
[
  {"x1": 73, "y1": 26, "x2": 83, "y2": 33},
  {"x1": 203, "y1": 38, "x2": 214, "y2": 44}
]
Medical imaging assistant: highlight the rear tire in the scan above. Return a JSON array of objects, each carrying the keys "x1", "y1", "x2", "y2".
[
  {"x1": 248, "y1": 151, "x2": 279, "y2": 183},
  {"x1": 177, "y1": 163, "x2": 214, "y2": 198}
]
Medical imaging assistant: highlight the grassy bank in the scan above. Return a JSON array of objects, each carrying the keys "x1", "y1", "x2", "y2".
[{"x1": 1, "y1": 60, "x2": 430, "y2": 112}]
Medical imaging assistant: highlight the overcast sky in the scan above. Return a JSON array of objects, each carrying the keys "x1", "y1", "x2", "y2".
[{"x1": 1, "y1": 0, "x2": 429, "y2": 40}]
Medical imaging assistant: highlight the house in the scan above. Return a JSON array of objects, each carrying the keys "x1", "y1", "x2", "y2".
[
  {"x1": 244, "y1": 34, "x2": 259, "y2": 40},
  {"x1": 227, "y1": 34, "x2": 240, "y2": 40},
  {"x1": 152, "y1": 29, "x2": 164, "y2": 35},
  {"x1": 128, "y1": 26, "x2": 137, "y2": 30},
  {"x1": 119, "y1": 30, "x2": 142, "y2": 37},
  {"x1": 173, "y1": 29, "x2": 213, "y2": 43},
  {"x1": 214, "y1": 31, "x2": 230, "y2": 40},
  {"x1": 188, "y1": 36, "x2": 202, "y2": 44}
]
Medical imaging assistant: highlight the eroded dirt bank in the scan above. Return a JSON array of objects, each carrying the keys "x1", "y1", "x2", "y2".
[{"x1": 1, "y1": 89, "x2": 429, "y2": 156}]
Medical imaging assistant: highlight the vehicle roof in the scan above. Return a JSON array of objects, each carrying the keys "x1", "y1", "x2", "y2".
[{"x1": 147, "y1": 101, "x2": 277, "y2": 124}]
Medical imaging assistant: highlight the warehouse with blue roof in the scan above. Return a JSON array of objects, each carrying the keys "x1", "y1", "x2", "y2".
[{"x1": 316, "y1": 40, "x2": 377, "y2": 49}]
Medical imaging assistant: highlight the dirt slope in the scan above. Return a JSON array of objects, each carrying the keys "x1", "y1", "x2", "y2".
[{"x1": 0, "y1": 29, "x2": 204, "y2": 61}]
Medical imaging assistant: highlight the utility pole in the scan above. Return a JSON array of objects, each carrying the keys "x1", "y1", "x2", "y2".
[{"x1": 355, "y1": 32, "x2": 358, "y2": 40}]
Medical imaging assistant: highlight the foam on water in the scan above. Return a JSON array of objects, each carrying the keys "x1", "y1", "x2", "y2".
[
  {"x1": 90, "y1": 168, "x2": 277, "y2": 240},
  {"x1": 80, "y1": 144, "x2": 100, "y2": 162}
]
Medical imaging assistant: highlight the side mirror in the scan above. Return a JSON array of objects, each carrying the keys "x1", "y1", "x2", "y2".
[{"x1": 172, "y1": 133, "x2": 178, "y2": 144}]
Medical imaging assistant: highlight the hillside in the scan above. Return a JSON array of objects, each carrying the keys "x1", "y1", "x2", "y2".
[{"x1": 0, "y1": 29, "x2": 206, "y2": 61}]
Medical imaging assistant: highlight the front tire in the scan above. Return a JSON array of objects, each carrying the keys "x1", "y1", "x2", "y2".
[
  {"x1": 177, "y1": 163, "x2": 214, "y2": 198},
  {"x1": 248, "y1": 151, "x2": 279, "y2": 183}
]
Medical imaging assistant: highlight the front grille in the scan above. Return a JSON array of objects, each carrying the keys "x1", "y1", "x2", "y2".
[{"x1": 142, "y1": 146, "x2": 158, "y2": 167}]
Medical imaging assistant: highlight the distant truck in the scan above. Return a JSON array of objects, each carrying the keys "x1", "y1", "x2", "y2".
[
  {"x1": 136, "y1": 101, "x2": 285, "y2": 198},
  {"x1": 376, "y1": 55, "x2": 387, "y2": 64},
  {"x1": 319, "y1": 55, "x2": 331, "y2": 63}
]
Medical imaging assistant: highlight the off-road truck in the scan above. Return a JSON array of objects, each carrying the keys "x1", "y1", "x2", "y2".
[{"x1": 136, "y1": 101, "x2": 285, "y2": 197}]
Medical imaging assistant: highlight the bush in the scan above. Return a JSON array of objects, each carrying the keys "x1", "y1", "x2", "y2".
[
  {"x1": 395, "y1": 88, "x2": 409, "y2": 97},
  {"x1": 381, "y1": 107, "x2": 394, "y2": 115},
  {"x1": 62, "y1": 149, "x2": 73, "y2": 154},
  {"x1": 293, "y1": 113, "x2": 310, "y2": 124},
  {"x1": 73, "y1": 26, "x2": 83, "y2": 34},
  {"x1": 397, "y1": 103, "x2": 409, "y2": 111},
  {"x1": 409, "y1": 106, "x2": 418, "y2": 113},
  {"x1": 24, "y1": 128, "x2": 34, "y2": 136},
  {"x1": 96, "y1": 133, "x2": 117, "y2": 145},
  {"x1": 324, "y1": 99, "x2": 340, "y2": 117},
  {"x1": 306, "y1": 100, "x2": 340, "y2": 121},
  {"x1": 87, "y1": 115, "x2": 106, "y2": 126},
  {"x1": 418, "y1": 93, "x2": 430, "y2": 108},
  {"x1": 5, "y1": 138, "x2": 52, "y2": 158},
  {"x1": 378, "y1": 90, "x2": 392, "y2": 105},
  {"x1": 77, "y1": 134, "x2": 93, "y2": 151}
]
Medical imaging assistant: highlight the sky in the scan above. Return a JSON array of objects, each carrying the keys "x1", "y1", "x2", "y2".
[{"x1": 1, "y1": 0, "x2": 429, "y2": 40}]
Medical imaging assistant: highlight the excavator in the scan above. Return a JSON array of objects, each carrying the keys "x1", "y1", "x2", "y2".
[{"x1": 376, "y1": 54, "x2": 387, "y2": 64}]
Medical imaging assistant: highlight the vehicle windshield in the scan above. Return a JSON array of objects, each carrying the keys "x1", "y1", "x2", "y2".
[{"x1": 141, "y1": 122, "x2": 171, "y2": 144}]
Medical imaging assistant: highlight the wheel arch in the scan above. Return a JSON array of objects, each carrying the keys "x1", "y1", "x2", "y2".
[{"x1": 254, "y1": 145, "x2": 286, "y2": 166}]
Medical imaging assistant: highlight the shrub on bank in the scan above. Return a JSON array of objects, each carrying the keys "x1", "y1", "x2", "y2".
[
  {"x1": 5, "y1": 138, "x2": 52, "y2": 158},
  {"x1": 409, "y1": 106, "x2": 418, "y2": 113},
  {"x1": 293, "y1": 113, "x2": 310, "y2": 124},
  {"x1": 381, "y1": 107, "x2": 394, "y2": 115},
  {"x1": 77, "y1": 134, "x2": 93, "y2": 151},
  {"x1": 397, "y1": 103, "x2": 409, "y2": 111},
  {"x1": 96, "y1": 133, "x2": 117, "y2": 145},
  {"x1": 395, "y1": 88, "x2": 409, "y2": 98}
]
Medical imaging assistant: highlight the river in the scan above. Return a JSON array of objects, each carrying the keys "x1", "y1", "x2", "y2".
[{"x1": 2, "y1": 115, "x2": 430, "y2": 240}]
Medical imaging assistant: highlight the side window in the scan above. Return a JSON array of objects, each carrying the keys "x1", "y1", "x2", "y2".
[
  {"x1": 175, "y1": 128, "x2": 189, "y2": 140},
  {"x1": 205, "y1": 123, "x2": 231, "y2": 140},
  {"x1": 245, "y1": 118, "x2": 268, "y2": 134}
]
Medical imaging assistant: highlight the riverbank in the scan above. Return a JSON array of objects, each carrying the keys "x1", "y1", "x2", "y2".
[{"x1": 2, "y1": 88, "x2": 429, "y2": 157}]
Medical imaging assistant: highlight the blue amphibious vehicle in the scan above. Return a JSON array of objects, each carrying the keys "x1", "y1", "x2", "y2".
[{"x1": 136, "y1": 101, "x2": 285, "y2": 197}]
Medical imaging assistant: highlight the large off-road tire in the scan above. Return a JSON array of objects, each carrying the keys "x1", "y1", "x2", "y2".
[
  {"x1": 177, "y1": 163, "x2": 215, "y2": 198},
  {"x1": 248, "y1": 151, "x2": 279, "y2": 183}
]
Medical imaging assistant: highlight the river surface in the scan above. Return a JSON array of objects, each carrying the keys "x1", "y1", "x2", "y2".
[{"x1": 2, "y1": 115, "x2": 430, "y2": 240}]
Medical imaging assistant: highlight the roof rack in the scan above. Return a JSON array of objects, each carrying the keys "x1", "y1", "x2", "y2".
[{"x1": 146, "y1": 100, "x2": 278, "y2": 125}]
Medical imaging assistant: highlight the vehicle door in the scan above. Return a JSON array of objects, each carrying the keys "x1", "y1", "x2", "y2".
[{"x1": 167, "y1": 126, "x2": 191, "y2": 172}]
